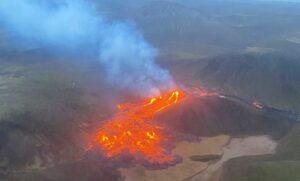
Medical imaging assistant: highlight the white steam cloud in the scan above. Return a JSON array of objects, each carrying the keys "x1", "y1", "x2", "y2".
[{"x1": 0, "y1": 0, "x2": 175, "y2": 96}]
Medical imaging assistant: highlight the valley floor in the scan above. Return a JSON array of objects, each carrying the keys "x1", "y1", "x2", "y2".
[{"x1": 119, "y1": 135, "x2": 278, "y2": 181}]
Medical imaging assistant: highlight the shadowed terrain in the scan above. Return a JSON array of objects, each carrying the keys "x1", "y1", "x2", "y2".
[{"x1": 0, "y1": 0, "x2": 300, "y2": 180}]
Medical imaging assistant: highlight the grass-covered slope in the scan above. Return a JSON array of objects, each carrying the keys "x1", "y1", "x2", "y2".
[
  {"x1": 167, "y1": 52, "x2": 300, "y2": 112},
  {"x1": 0, "y1": 53, "x2": 120, "y2": 180}
]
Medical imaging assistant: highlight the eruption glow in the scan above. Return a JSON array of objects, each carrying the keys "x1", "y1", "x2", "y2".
[
  {"x1": 88, "y1": 90, "x2": 185, "y2": 164},
  {"x1": 191, "y1": 86, "x2": 219, "y2": 97}
]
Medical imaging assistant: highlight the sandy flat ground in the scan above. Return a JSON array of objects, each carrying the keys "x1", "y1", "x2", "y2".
[
  {"x1": 119, "y1": 135, "x2": 230, "y2": 181},
  {"x1": 190, "y1": 135, "x2": 278, "y2": 181}
]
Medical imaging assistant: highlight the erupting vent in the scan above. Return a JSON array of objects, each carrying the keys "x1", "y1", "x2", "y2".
[{"x1": 88, "y1": 90, "x2": 185, "y2": 165}]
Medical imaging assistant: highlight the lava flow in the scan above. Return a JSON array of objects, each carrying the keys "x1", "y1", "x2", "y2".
[
  {"x1": 88, "y1": 90, "x2": 185, "y2": 165},
  {"x1": 191, "y1": 86, "x2": 219, "y2": 97}
]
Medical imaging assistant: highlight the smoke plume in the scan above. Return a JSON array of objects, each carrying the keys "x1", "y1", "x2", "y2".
[{"x1": 0, "y1": 0, "x2": 175, "y2": 96}]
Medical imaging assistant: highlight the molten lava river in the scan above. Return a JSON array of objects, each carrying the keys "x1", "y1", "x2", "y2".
[{"x1": 88, "y1": 90, "x2": 185, "y2": 165}]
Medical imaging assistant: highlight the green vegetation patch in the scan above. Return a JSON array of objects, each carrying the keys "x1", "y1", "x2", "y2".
[
  {"x1": 277, "y1": 125, "x2": 300, "y2": 160},
  {"x1": 226, "y1": 161, "x2": 300, "y2": 181},
  {"x1": 223, "y1": 124, "x2": 300, "y2": 181}
]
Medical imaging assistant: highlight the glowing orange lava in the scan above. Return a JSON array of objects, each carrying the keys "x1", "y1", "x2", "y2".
[
  {"x1": 191, "y1": 86, "x2": 219, "y2": 97},
  {"x1": 88, "y1": 90, "x2": 185, "y2": 164}
]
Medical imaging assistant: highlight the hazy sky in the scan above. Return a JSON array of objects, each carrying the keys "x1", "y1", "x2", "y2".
[
  {"x1": 258, "y1": 0, "x2": 300, "y2": 2},
  {"x1": 212, "y1": 0, "x2": 300, "y2": 3}
]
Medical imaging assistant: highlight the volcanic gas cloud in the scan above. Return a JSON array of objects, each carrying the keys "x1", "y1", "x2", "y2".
[
  {"x1": 89, "y1": 90, "x2": 185, "y2": 165},
  {"x1": 0, "y1": 0, "x2": 219, "y2": 167}
]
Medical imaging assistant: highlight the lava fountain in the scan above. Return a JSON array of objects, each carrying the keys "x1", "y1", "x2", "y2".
[{"x1": 88, "y1": 90, "x2": 186, "y2": 165}]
